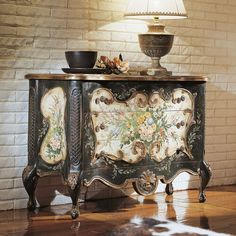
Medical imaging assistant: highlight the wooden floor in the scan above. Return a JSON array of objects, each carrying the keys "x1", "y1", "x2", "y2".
[{"x1": 0, "y1": 185, "x2": 235, "y2": 236}]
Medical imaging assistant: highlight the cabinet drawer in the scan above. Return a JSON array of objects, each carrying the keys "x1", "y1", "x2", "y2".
[
  {"x1": 89, "y1": 87, "x2": 195, "y2": 165},
  {"x1": 90, "y1": 87, "x2": 194, "y2": 113},
  {"x1": 92, "y1": 110, "x2": 192, "y2": 141}
]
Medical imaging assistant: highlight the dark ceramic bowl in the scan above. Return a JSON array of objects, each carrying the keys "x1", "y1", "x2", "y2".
[{"x1": 65, "y1": 51, "x2": 98, "y2": 68}]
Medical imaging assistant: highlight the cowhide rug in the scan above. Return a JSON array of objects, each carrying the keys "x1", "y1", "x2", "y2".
[{"x1": 105, "y1": 216, "x2": 230, "y2": 236}]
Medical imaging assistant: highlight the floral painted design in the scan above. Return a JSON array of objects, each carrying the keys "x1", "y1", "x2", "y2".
[
  {"x1": 115, "y1": 108, "x2": 171, "y2": 147},
  {"x1": 46, "y1": 127, "x2": 63, "y2": 159},
  {"x1": 90, "y1": 88, "x2": 194, "y2": 164},
  {"x1": 40, "y1": 87, "x2": 67, "y2": 165}
]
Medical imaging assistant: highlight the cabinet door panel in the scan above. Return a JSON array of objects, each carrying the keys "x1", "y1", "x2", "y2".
[
  {"x1": 40, "y1": 87, "x2": 67, "y2": 165},
  {"x1": 89, "y1": 87, "x2": 195, "y2": 165},
  {"x1": 35, "y1": 80, "x2": 69, "y2": 175}
]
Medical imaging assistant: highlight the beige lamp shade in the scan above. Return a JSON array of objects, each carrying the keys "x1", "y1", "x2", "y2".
[
  {"x1": 124, "y1": 0, "x2": 187, "y2": 19},
  {"x1": 124, "y1": 0, "x2": 187, "y2": 77}
]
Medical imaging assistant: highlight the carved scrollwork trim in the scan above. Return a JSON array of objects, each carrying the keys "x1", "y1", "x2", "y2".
[
  {"x1": 83, "y1": 175, "x2": 134, "y2": 189},
  {"x1": 133, "y1": 170, "x2": 158, "y2": 196},
  {"x1": 67, "y1": 173, "x2": 80, "y2": 190},
  {"x1": 83, "y1": 168, "x2": 199, "y2": 191},
  {"x1": 113, "y1": 85, "x2": 136, "y2": 101},
  {"x1": 70, "y1": 87, "x2": 82, "y2": 168},
  {"x1": 158, "y1": 88, "x2": 172, "y2": 101},
  {"x1": 28, "y1": 86, "x2": 36, "y2": 164}
]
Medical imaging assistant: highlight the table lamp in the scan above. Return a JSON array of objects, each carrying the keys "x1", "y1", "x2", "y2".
[{"x1": 124, "y1": 0, "x2": 187, "y2": 76}]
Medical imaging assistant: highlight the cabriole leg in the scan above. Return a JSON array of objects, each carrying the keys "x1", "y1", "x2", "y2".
[
  {"x1": 22, "y1": 165, "x2": 39, "y2": 211},
  {"x1": 198, "y1": 161, "x2": 212, "y2": 203},
  {"x1": 67, "y1": 173, "x2": 82, "y2": 219}
]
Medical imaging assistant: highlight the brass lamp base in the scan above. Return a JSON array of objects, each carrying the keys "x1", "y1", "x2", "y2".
[
  {"x1": 138, "y1": 22, "x2": 174, "y2": 77},
  {"x1": 140, "y1": 56, "x2": 172, "y2": 76},
  {"x1": 140, "y1": 68, "x2": 172, "y2": 77}
]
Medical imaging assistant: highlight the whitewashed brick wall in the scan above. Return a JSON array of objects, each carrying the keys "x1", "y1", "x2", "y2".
[{"x1": 0, "y1": 0, "x2": 236, "y2": 210}]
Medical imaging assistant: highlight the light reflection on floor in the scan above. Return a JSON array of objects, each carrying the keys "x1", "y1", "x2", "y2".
[{"x1": 0, "y1": 186, "x2": 235, "y2": 236}]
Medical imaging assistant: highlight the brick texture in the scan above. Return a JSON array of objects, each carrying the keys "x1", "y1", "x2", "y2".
[{"x1": 0, "y1": 0, "x2": 236, "y2": 210}]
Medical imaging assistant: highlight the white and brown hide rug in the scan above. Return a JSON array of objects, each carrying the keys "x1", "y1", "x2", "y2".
[{"x1": 105, "y1": 216, "x2": 230, "y2": 236}]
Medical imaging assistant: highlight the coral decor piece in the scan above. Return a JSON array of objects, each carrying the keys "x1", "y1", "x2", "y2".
[{"x1": 96, "y1": 54, "x2": 130, "y2": 74}]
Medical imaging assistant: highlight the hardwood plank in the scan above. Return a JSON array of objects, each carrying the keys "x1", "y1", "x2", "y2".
[{"x1": 0, "y1": 185, "x2": 235, "y2": 236}]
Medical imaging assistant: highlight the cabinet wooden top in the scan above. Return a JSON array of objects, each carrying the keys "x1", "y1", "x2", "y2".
[{"x1": 25, "y1": 73, "x2": 208, "y2": 82}]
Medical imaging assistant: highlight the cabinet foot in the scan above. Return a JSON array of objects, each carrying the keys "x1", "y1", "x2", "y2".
[
  {"x1": 165, "y1": 182, "x2": 174, "y2": 195},
  {"x1": 67, "y1": 173, "x2": 82, "y2": 219},
  {"x1": 22, "y1": 165, "x2": 39, "y2": 211},
  {"x1": 71, "y1": 205, "x2": 79, "y2": 219},
  {"x1": 198, "y1": 161, "x2": 212, "y2": 203},
  {"x1": 199, "y1": 192, "x2": 206, "y2": 203},
  {"x1": 27, "y1": 198, "x2": 37, "y2": 211}
]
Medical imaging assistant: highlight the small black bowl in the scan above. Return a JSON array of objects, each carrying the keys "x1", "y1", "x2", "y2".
[{"x1": 65, "y1": 51, "x2": 98, "y2": 68}]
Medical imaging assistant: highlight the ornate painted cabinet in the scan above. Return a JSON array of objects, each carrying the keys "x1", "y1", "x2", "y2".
[{"x1": 22, "y1": 74, "x2": 211, "y2": 219}]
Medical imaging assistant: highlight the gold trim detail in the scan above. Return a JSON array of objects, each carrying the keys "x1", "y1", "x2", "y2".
[
  {"x1": 124, "y1": 12, "x2": 187, "y2": 17},
  {"x1": 83, "y1": 168, "x2": 198, "y2": 188},
  {"x1": 25, "y1": 74, "x2": 208, "y2": 82}
]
